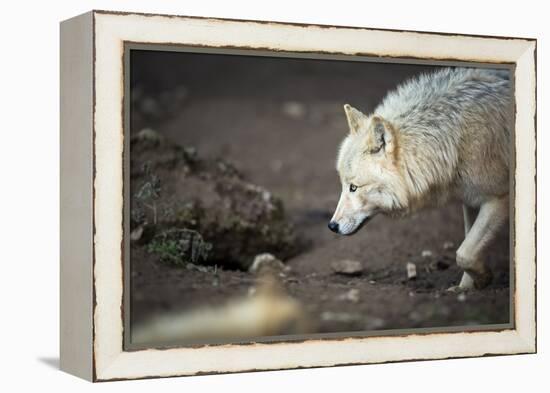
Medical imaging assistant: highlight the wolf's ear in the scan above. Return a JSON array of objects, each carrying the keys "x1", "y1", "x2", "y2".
[
  {"x1": 366, "y1": 116, "x2": 394, "y2": 154},
  {"x1": 343, "y1": 104, "x2": 366, "y2": 134}
]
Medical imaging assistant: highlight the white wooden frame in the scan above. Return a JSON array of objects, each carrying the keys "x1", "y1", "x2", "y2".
[{"x1": 60, "y1": 10, "x2": 537, "y2": 382}]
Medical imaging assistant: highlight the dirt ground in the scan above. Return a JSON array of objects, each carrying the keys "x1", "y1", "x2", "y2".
[{"x1": 129, "y1": 50, "x2": 511, "y2": 340}]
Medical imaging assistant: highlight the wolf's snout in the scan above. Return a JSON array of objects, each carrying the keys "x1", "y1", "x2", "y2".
[{"x1": 328, "y1": 221, "x2": 339, "y2": 233}]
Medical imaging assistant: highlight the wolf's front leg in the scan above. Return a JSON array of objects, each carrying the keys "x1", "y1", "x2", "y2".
[
  {"x1": 456, "y1": 205, "x2": 479, "y2": 289},
  {"x1": 449, "y1": 197, "x2": 509, "y2": 291}
]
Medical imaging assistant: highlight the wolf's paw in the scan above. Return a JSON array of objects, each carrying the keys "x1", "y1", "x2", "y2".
[
  {"x1": 448, "y1": 269, "x2": 492, "y2": 292},
  {"x1": 446, "y1": 285, "x2": 469, "y2": 293}
]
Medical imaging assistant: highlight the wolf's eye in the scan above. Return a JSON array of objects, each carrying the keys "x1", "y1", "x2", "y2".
[{"x1": 349, "y1": 184, "x2": 358, "y2": 192}]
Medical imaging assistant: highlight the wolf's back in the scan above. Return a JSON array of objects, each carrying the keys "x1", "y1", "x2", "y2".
[{"x1": 375, "y1": 67, "x2": 511, "y2": 130}]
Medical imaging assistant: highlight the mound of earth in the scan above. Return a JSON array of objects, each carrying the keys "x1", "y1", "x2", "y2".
[{"x1": 130, "y1": 128, "x2": 302, "y2": 270}]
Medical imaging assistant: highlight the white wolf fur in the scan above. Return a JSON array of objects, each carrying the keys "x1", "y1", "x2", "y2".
[{"x1": 330, "y1": 67, "x2": 511, "y2": 290}]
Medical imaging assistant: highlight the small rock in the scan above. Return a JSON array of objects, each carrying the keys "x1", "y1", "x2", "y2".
[
  {"x1": 409, "y1": 310, "x2": 422, "y2": 322},
  {"x1": 364, "y1": 317, "x2": 386, "y2": 330},
  {"x1": 185, "y1": 263, "x2": 209, "y2": 273},
  {"x1": 249, "y1": 253, "x2": 287, "y2": 274},
  {"x1": 443, "y1": 241, "x2": 455, "y2": 250},
  {"x1": 421, "y1": 249, "x2": 433, "y2": 258},
  {"x1": 331, "y1": 260, "x2": 363, "y2": 276},
  {"x1": 406, "y1": 262, "x2": 417, "y2": 280},
  {"x1": 338, "y1": 288, "x2": 360, "y2": 303},
  {"x1": 320, "y1": 311, "x2": 361, "y2": 323},
  {"x1": 133, "y1": 127, "x2": 163, "y2": 145},
  {"x1": 282, "y1": 101, "x2": 306, "y2": 119},
  {"x1": 130, "y1": 226, "x2": 144, "y2": 242},
  {"x1": 248, "y1": 287, "x2": 257, "y2": 297},
  {"x1": 430, "y1": 259, "x2": 450, "y2": 271},
  {"x1": 457, "y1": 293, "x2": 467, "y2": 302}
]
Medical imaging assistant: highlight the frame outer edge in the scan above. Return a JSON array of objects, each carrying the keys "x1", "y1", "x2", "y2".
[
  {"x1": 59, "y1": 11, "x2": 95, "y2": 381},
  {"x1": 509, "y1": 40, "x2": 537, "y2": 354}
]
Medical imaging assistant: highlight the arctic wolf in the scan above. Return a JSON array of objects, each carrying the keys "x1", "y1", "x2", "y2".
[{"x1": 329, "y1": 67, "x2": 511, "y2": 291}]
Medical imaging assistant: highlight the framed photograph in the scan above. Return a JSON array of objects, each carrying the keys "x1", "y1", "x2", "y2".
[{"x1": 60, "y1": 10, "x2": 537, "y2": 381}]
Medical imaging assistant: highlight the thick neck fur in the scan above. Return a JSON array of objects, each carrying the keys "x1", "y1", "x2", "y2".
[
  {"x1": 373, "y1": 68, "x2": 503, "y2": 215},
  {"x1": 390, "y1": 128, "x2": 458, "y2": 215}
]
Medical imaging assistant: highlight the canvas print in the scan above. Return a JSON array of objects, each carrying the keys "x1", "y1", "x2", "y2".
[{"x1": 127, "y1": 49, "x2": 513, "y2": 347}]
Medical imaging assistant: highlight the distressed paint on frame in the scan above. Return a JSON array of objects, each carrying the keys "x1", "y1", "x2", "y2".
[{"x1": 60, "y1": 10, "x2": 536, "y2": 381}]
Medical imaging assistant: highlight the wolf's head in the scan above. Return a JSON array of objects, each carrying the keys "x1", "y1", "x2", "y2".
[{"x1": 328, "y1": 104, "x2": 406, "y2": 235}]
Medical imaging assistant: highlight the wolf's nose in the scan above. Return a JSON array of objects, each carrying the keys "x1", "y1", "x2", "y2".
[{"x1": 328, "y1": 221, "x2": 339, "y2": 233}]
